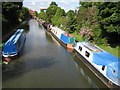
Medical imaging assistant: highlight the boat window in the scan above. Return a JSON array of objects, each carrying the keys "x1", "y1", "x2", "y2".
[
  {"x1": 85, "y1": 51, "x2": 90, "y2": 57},
  {"x1": 102, "y1": 66, "x2": 105, "y2": 71},
  {"x1": 79, "y1": 46, "x2": 82, "y2": 51}
]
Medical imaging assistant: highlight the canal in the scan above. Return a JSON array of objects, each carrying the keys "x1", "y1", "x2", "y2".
[{"x1": 2, "y1": 19, "x2": 107, "y2": 88}]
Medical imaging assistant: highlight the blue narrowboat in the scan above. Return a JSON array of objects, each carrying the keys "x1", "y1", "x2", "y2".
[{"x1": 2, "y1": 29, "x2": 26, "y2": 62}]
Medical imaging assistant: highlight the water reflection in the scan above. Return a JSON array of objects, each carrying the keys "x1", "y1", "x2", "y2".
[
  {"x1": 45, "y1": 31, "x2": 54, "y2": 43},
  {"x1": 2, "y1": 57, "x2": 56, "y2": 82},
  {"x1": 73, "y1": 56, "x2": 108, "y2": 88}
]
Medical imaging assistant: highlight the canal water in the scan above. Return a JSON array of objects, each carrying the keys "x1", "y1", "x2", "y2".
[{"x1": 2, "y1": 19, "x2": 107, "y2": 88}]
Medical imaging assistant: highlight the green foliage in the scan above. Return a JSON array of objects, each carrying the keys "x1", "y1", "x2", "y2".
[
  {"x1": 65, "y1": 10, "x2": 77, "y2": 33},
  {"x1": 66, "y1": 10, "x2": 75, "y2": 19},
  {"x1": 76, "y1": 2, "x2": 120, "y2": 46},
  {"x1": 97, "y1": 2, "x2": 120, "y2": 34},
  {"x1": 2, "y1": 2, "x2": 22, "y2": 22},
  {"x1": 97, "y1": 2, "x2": 120, "y2": 46},
  {"x1": 80, "y1": 2, "x2": 93, "y2": 8},
  {"x1": 20, "y1": 6, "x2": 31, "y2": 21},
  {"x1": 35, "y1": 11, "x2": 38, "y2": 17},
  {"x1": 38, "y1": 12, "x2": 47, "y2": 21},
  {"x1": 2, "y1": 2, "x2": 23, "y2": 35},
  {"x1": 38, "y1": 1, "x2": 120, "y2": 47},
  {"x1": 51, "y1": 7, "x2": 66, "y2": 26},
  {"x1": 58, "y1": 16, "x2": 70, "y2": 30},
  {"x1": 46, "y1": 5, "x2": 58, "y2": 23},
  {"x1": 71, "y1": 31, "x2": 84, "y2": 41},
  {"x1": 50, "y1": 2, "x2": 58, "y2": 6}
]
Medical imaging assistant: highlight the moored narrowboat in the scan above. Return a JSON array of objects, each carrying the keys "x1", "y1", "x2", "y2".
[
  {"x1": 74, "y1": 41, "x2": 120, "y2": 88},
  {"x1": 2, "y1": 29, "x2": 26, "y2": 62},
  {"x1": 42, "y1": 22, "x2": 51, "y2": 31},
  {"x1": 50, "y1": 26, "x2": 76, "y2": 49}
]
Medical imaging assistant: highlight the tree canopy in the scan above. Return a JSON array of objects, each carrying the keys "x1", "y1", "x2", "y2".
[
  {"x1": 38, "y1": 1, "x2": 120, "y2": 46},
  {"x1": 2, "y1": 2, "x2": 31, "y2": 36},
  {"x1": 50, "y1": 2, "x2": 58, "y2": 6},
  {"x1": 46, "y1": 5, "x2": 58, "y2": 23}
]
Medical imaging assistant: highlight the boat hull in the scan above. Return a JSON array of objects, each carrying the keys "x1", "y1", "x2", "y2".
[
  {"x1": 74, "y1": 49, "x2": 120, "y2": 88},
  {"x1": 2, "y1": 37, "x2": 26, "y2": 62},
  {"x1": 50, "y1": 30, "x2": 74, "y2": 50}
]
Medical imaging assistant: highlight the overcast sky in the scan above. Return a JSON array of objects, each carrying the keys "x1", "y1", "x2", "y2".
[{"x1": 23, "y1": 0, "x2": 80, "y2": 13}]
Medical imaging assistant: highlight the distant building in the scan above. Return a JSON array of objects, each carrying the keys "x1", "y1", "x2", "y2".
[
  {"x1": 29, "y1": 10, "x2": 36, "y2": 18},
  {"x1": 40, "y1": 9, "x2": 47, "y2": 12}
]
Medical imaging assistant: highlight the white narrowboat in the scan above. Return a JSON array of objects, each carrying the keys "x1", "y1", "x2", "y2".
[{"x1": 74, "y1": 41, "x2": 120, "y2": 88}]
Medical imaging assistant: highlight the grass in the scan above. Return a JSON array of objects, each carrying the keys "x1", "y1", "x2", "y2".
[
  {"x1": 71, "y1": 31, "x2": 85, "y2": 41},
  {"x1": 71, "y1": 31, "x2": 119, "y2": 58},
  {"x1": 0, "y1": 43, "x2": 4, "y2": 47},
  {"x1": 96, "y1": 45, "x2": 119, "y2": 58}
]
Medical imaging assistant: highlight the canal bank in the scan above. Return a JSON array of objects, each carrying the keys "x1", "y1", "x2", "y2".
[{"x1": 2, "y1": 19, "x2": 107, "y2": 88}]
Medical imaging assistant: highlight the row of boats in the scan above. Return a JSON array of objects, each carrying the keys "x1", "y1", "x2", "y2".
[
  {"x1": 2, "y1": 19, "x2": 120, "y2": 88},
  {"x1": 41, "y1": 20, "x2": 120, "y2": 88}
]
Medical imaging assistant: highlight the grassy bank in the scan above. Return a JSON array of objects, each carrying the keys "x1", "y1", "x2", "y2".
[
  {"x1": 97, "y1": 45, "x2": 119, "y2": 58},
  {"x1": 71, "y1": 31, "x2": 119, "y2": 58},
  {"x1": 71, "y1": 31, "x2": 85, "y2": 41}
]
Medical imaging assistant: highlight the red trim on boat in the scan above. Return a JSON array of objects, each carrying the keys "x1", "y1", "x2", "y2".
[{"x1": 3, "y1": 55, "x2": 18, "y2": 62}]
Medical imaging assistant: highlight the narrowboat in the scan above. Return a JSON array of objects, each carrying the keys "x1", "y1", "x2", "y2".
[
  {"x1": 50, "y1": 26, "x2": 76, "y2": 49},
  {"x1": 2, "y1": 29, "x2": 26, "y2": 62},
  {"x1": 42, "y1": 22, "x2": 50, "y2": 31},
  {"x1": 74, "y1": 41, "x2": 120, "y2": 88}
]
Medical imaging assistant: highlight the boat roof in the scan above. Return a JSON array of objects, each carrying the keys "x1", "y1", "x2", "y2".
[
  {"x1": 77, "y1": 41, "x2": 104, "y2": 52},
  {"x1": 52, "y1": 27, "x2": 65, "y2": 33},
  {"x1": 93, "y1": 51, "x2": 119, "y2": 66},
  {"x1": 5, "y1": 29, "x2": 24, "y2": 45},
  {"x1": 60, "y1": 34, "x2": 76, "y2": 44}
]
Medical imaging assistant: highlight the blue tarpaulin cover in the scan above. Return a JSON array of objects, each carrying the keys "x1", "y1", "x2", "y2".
[
  {"x1": 60, "y1": 34, "x2": 75, "y2": 44},
  {"x1": 92, "y1": 51, "x2": 119, "y2": 66},
  {"x1": 106, "y1": 61, "x2": 120, "y2": 85},
  {"x1": 60, "y1": 34, "x2": 69, "y2": 44},
  {"x1": 107, "y1": 62, "x2": 120, "y2": 78},
  {"x1": 93, "y1": 51, "x2": 120, "y2": 84}
]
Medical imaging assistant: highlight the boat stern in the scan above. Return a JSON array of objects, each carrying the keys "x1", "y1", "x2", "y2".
[
  {"x1": 106, "y1": 61, "x2": 120, "y2": 87},
  {"x1": 2, "y1": 52, "x2": 18, "y2": 62}
]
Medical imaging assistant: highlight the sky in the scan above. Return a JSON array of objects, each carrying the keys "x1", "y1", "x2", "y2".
[{"x1": 23, "y1": 0, "x2": 80, "y2": 13}]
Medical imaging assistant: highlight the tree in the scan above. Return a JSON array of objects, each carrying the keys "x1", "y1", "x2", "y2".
[
  {"x1": 58, "y1": 16, "x2": 70, "y2": 30},
  {"x1": 38, "y1": 12, "x2": 47, "y2": 21},
  {"x1": 76, "y1": 2, "x2": 102, "y2": 42},
  {"x1": 51, "y1": 7, "x2": 66, "y2": 26},
  {"x1": 66, "y1": 10, "x2": 75, "y2": 19},
  {"x1": 46, "y1": 5, "x2": 58, "y2": 23},
  {"x1": 20, "y1": 6, "x2": 31, "y2": 21},
  {"x1": 65, "y1": 10, "x2": 77, "y2": 33},
  {"x1": 50, "y1": 2, "x2": 58, "y2": 6},
  {"x1": 35, "y1": 11, "x2": 38, "y2": 17},
  {"x1": 97, "y1": 2, "x2": 120, "y2": 45},
  {"x1": 2, "y1": 2, "x2": 22, "y2": 23},
  {"x1": 2, "y1": 2, "x2": 23, "y2": 35}
]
